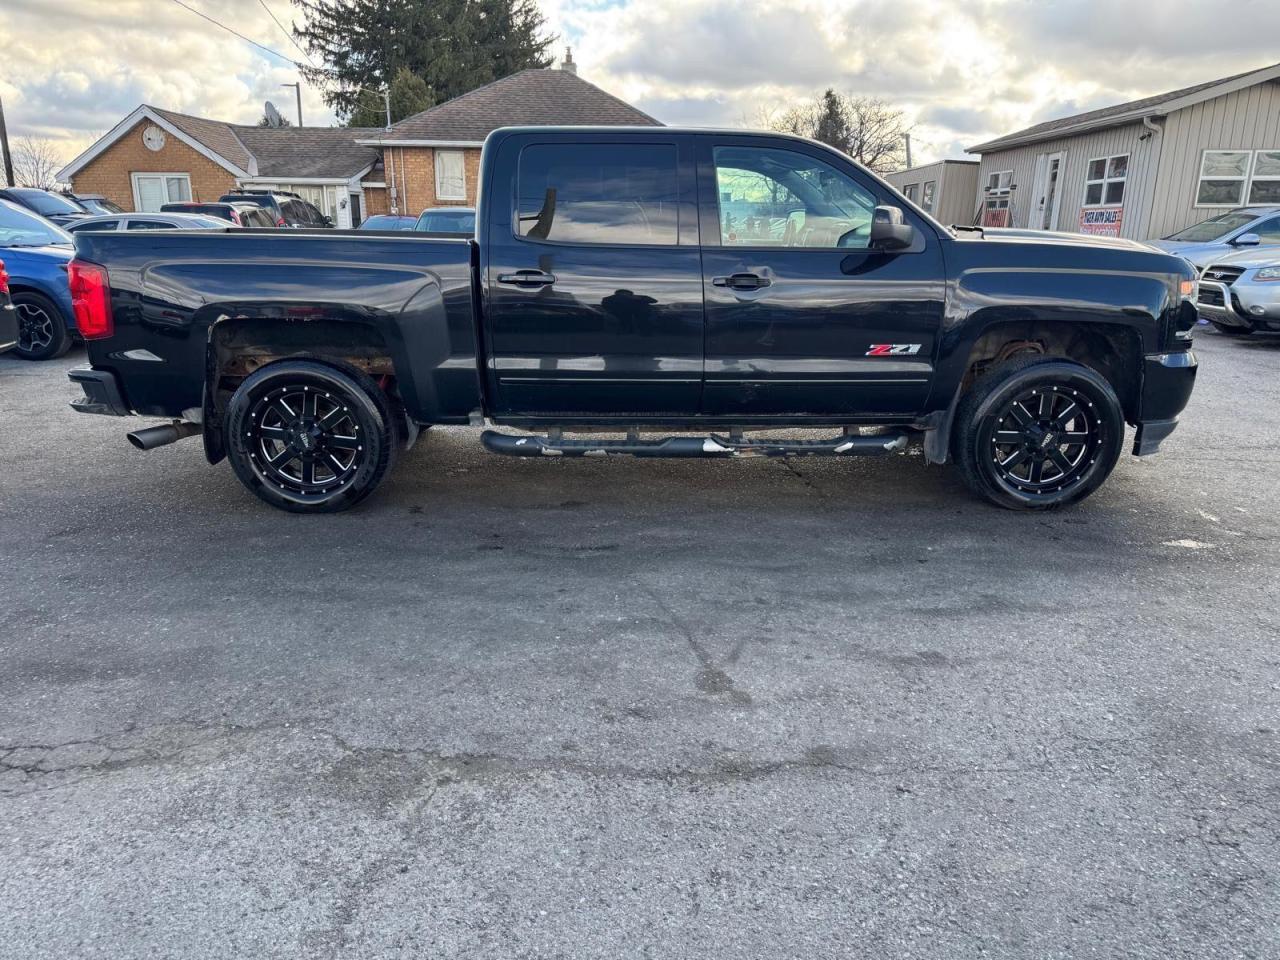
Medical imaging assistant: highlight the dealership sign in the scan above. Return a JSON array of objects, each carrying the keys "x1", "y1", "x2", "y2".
[{"x1": 1079, "y1": 206, "x2": 1123, "y2": 237}]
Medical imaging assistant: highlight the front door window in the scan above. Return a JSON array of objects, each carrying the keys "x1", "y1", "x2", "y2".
[{"x1": 713, "y1": 146, "x2": 876, "y2": 249}]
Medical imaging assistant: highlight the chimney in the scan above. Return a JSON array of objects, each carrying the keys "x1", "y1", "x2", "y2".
[{"x1": 560, "y1": 47, "x2": 577, "y2": 75}]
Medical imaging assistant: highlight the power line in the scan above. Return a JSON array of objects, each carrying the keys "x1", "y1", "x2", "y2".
[
  {"x1": 256, "y1": 0, "x2": 317, "y2": 67},
  {"x1": 166, "y1": 0, "x2": 301, "y2": 68}
]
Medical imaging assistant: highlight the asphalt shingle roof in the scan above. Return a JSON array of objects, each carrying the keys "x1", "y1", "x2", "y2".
[
  {"x1": 376, "y1": 68, "x2": 661, "y2": 141},
  {"x1": 151, "y1": 106, "x2": 253, "y2": 172},
  {"x1": 969, "y1": 63, "x2": 1280, "y2": 153},
  {"x1": 230, "y1": 125, "x2": 381, "y2": 178}
]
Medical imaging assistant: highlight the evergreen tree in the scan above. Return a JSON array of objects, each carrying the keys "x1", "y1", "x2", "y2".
[
  {"x1": 812, "y1": 89, "x2": 851, "y2": 154},
  {"x1": 292, "y1": 0, "x2": 554, "y2": 123},
  {"x1": 346, "y1": 68, "x2": 436, "y2": 127}
]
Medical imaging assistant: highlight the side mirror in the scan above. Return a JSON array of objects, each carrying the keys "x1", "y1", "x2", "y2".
[
  {"x1": 869, "y1": 205, "x2": 914, "y2": 251},
  {"x1": 1233, "y1": 232, "x2": 1261, "y2": 247},
  {"x1": 323, "y1": 216, "x2": 334, "y2": 227}
]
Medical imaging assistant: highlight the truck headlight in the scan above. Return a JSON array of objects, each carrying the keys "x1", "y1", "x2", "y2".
[{"x1": 1254, "y1": 266, "x2": 1280, "y2": 282}]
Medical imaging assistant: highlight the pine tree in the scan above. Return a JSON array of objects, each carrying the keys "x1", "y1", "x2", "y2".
[{"x1": 292, "y1": 0, "x2": 554, "y2": 123}]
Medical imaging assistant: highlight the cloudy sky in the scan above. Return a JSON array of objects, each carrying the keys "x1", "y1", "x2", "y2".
[{"x1": 2, "y1": 0, "x2": 1278, "y2": 173}]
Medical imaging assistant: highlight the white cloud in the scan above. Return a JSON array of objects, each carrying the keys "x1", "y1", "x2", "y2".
[{"x1": 0, "y1": 0, "x2": 1272, "y2": 174}]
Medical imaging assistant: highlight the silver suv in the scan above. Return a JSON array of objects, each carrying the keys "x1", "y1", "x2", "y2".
[
  {"x1": 1195, "y1": 248, "x2": 1280, "y2": 335},
  {"x1": 1151, "y1": 206, "x2": 1280, "y2": 268}
]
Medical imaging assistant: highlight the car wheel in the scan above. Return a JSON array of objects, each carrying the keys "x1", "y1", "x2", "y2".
[
  {"x1": 224, "y1": 359, "x2": 396, "y2": 513},
  {"x1": 953, "y1": 356, "x2": 1125, "y2": 511},
  {"x1": 1209, "y1": 321, "x2": 1252, "y2": 337},
  {"x1": 12, "y1": 291, "x2": 72, "y2": 360}
]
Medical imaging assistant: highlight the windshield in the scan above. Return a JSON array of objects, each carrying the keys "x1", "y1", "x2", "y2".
[
  {"x1": 1165, "y1": 212, "x2": 1256, "y2": 242},
  {"x1": 0, "y1": 201, "x2": 73, "y2": 247},
  {"x1": 416, "y1": 210, "x2": 475, "y2": 233},
  {"x1": 82, "y1": 197, "x2": 124, "y2": 215},
  {"x1": 16, "y1": 190, "x2": 86, "y2": 217}
]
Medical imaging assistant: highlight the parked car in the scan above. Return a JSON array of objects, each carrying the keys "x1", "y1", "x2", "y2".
[
  {"x1": 65, "y1": 212, "x2": 229, "y2": 233},
  {"x1": 0, "y1": 258, "x2": 19, "y2": 355},
  {"x1": 219, "y1": 190, "x2": 331, "y2": 228},
  {"x1": 415, "y1": 207, "x2": 476, "y2": 234},
  {"x1": 0, "y1": 198, "x2": 75, "y2": 360},
  {"x1": 1151, "y1": 206, "x2": 1280, "y2": 268},
  {"x1": 67, "y1": 193, "x2": 125, "y2": 216},
  {"x1": 160, "y1": 202, "x2": 276, "y2": 228},
  {"x1": 0, "y1": 187, "x2": 91, "y2": 226},
  {"x1": 1194, "y1": 248, "x2": 1280, "y2": 336},
  {"x1": 67, "y1": 126, "x2": 1199, "y2": 513},
  {"x1": 358, "y1": 214, "x2": 418, "y2": 231}
]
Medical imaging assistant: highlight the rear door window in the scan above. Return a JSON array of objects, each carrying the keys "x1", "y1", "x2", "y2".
[{"x1": 516, "y1": 142, "x2": 679, "y2": 245}]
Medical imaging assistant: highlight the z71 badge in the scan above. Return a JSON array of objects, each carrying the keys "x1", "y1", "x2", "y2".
[{"x1": 865, "y1": 344, "x2": 923, "y2": 356}]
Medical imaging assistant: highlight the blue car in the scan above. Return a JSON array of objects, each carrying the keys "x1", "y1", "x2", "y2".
[{"x1": 0, "y1": 198, "x2": 75, "y2": 360}]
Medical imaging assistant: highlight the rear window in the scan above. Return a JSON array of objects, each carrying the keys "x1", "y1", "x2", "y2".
[
  {"x1": 516, "y1": 143, "x2": 679, "y2": 246},
  {"x1": 164, "y1": 203, "x2": 233, "y2": 221},
  {"x1": 417, "y1": 210, "x2": 476, "y2": 233},
  {"x1": 362, "y1": 215, "x2": 416, "y2": 230}
]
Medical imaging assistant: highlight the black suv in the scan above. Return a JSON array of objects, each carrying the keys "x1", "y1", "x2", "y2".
[
  {"x1": 0, "y1": 187, "x2": 91, "y2": 226},
  {"x1": 217, "y1": 190, "x2": 332, "y2": 228}
]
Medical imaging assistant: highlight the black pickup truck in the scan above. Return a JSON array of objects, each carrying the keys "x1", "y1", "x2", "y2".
[{"x1": 67, "y1": 127, "x2": 1199, "y2": 513}]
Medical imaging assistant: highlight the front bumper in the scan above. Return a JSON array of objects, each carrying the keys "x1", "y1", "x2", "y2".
[
  {"x1": 1196, "y1": 280, "x2": 1280, "y2": 331},
  {"x1": 68, "y1": 366, "x2": 132, "y2": 416},
  {"x1": 1133, "y1": 351, "x2": 1197, "y2": 456},
  {"x1": 0, "y1": 303, "x2": 16, "y2": 354}
]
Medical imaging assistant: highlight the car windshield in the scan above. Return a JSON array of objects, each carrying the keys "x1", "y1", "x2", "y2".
[
  {"x1": 1165, "y1": 212, "x2": 1258, "y2": 242},
  {"x1": 16, "y1": 190, "x2": 86, "y2": 217},
  {"x1": 0, "y1": 201, "x2": 73, "y2": 246},
  {"x1": 83, "y1": 197, "x2": 124, "y2": 214},
  {"x1": 416, "y1": 210, "x2": 475, "y2": 233}
]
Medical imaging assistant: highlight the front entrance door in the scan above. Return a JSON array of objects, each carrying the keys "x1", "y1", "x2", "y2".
[
  {"x1": 1031, "y1": 152, "x2": 1065, "y2": 230},
  {"x1": 697, "y1": 136, "x2": 945, "y2": 417}
]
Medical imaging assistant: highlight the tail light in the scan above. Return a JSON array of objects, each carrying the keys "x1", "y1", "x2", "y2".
[
  {"x1": 276, "y1": 216, "x2": 286, "y2": 227},
  {"x1": 68, "y1": 259, "x2": 113, "y2": 339},
  {"x1": 231, "y1": 212, "x2": 242, "y2": 226},
  {"x1": 0, "y1": 259, "x2": 9, "y2": 295}
]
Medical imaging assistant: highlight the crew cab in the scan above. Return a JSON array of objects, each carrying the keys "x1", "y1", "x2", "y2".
[{"x1": 66, "y1": 127, "x2": 1199, "y2": 513}]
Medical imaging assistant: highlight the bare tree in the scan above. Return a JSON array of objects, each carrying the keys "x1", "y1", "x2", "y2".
[
  {"x1": 12, "y1": 136, "x2": 63, "y2": 189},
  {"x1": 766, "y1": 90, "x2": 911, "y2": 174}
]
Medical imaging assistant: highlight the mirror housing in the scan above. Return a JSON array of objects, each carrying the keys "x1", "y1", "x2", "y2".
[
  {"x1": 1233, "y1": 232, "x2": 1261, "y2": 247},
  {"x1": 869, "y1": 205, "x2": 914, "y2": 251}
]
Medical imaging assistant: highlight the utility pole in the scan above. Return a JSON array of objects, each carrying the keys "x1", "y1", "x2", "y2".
[
  {"x1": 903, "y1": 132, "x2": 913, "y2": 170},
  {"x1": 0, "y1": 96, "x2": 14, "y2": 187},
  {"x1": 281, "y1": 83, "x2": 303, "y2": 126},
  {"x1": 383, "y1": 87, "x2": 392, "y2": 131}
]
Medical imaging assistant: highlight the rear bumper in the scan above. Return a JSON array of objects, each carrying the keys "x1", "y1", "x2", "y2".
[
  {"x1": 0, "y1": 303, "x2": 16, "y2": 354},
  {"x1": 1133, "y1": 351, "x2": 1196, "y2": 456},
  {"x1": 68, "y1": 366, "x2": 132, "y2": 416}
]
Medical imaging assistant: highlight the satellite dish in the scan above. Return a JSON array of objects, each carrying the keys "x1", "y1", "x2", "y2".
[{"x1": 264, "y1": 101, "x2": 284, "y2": 128}]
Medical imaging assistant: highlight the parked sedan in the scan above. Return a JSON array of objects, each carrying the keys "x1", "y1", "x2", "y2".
[
  {"x1": 0, "y1": 187, "x2": 91, "y2": 226},
  {"x1": 415, "y1": 207, "x2": 476, "y2": 234},
  {"x1": 358, "y1": 214, "x2": 418, "y2": 231},
  {"x1": 1151, "y1": 206, "x2": 1280, "y2": 268},
  {"x1": 65, "y1": 212, "x2": 229, "y2": 233},
  {"x1": 0, "y1": 259, "x2": 19, "y2": 355},
  {"x1": 1195, "y1": 248, "x2": 1280, "y2": 336},
  {"x1": 0, "y1": 198, "x2": 75, "y2": 360}
]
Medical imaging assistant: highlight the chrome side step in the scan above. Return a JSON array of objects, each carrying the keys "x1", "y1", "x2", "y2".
[{"x1": 481, "y1": 430, "x2": 910, "y2": 459}]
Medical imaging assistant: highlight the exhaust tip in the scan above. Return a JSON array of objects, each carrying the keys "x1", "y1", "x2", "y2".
[{"x1": 126, "y1": 431, "x2": 148, "y2": 450}]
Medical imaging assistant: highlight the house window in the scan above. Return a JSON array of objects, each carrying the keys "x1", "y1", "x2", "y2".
[
  {"x1": 435, "y1": 150, "x2": 466, "y2": 201},
  {"x1": 1084, "y1": 155, "x2": 1127, "y2": 207},
  {"x1": 1196, "y1": 151, "x2": 1251, "y2": 206},
  {"x1": 903, "y1": 183, "x2": 919, "y2": 202},
  {"x1": 1247, "y1": 151, "x2": 1280, "y2": 204},
  {"x1": 921, "y1": 180, "x2": 936, "y2": 213},
  {"x1": 131, "y1": 173, "x2": 191, "y2": 212},
  {"x1": 986, "y1": 170, "x2": 1013, "y2": 194}
]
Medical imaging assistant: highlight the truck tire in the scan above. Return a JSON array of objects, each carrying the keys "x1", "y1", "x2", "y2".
[
  {"x1": 953, "y1": 355, "x2": 1125, "y2": 511},
  {"x1": 12, "y1": 291, "x2": 72, "y2": 361},
  {"x1": 225, "y1": 359, "x2": 396, "y2": 513}
]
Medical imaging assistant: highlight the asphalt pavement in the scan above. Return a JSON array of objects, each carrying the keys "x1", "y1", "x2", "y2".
[{"x1": 1, "y1": 330, "x2": 1277, "y2": 959}]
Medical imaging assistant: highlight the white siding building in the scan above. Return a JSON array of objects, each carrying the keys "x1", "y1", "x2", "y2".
[
  {"x1": 884, "y1": 160, "x2": 979, "y2": 225},
  {"x1": 967, "y1": 63, "x2": 1280, "y2": 240}
]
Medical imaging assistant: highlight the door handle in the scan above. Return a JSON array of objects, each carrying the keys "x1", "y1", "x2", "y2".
[
  {"x1": 712, "y1": 273, "x2": 772, "y2": 291},
  {"x1": 497, "y1": 270, "x2": 557, "y2": 287}
]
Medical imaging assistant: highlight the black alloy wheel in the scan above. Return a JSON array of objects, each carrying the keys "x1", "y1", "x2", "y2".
[
  {"x1": 225, "y1": 360, "x2": 395, "y2": 513},
  {"x1": 12, "y1": 291, "x2": 72, "y2": 360},
  {"x1": 954, "y1": 355, "x2": 1125, "y2": 511}
]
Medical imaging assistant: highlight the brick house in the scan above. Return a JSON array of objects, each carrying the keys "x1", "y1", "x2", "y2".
[{"x1": 56, "y1": 55, "x2": 658, "y2": 226}]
